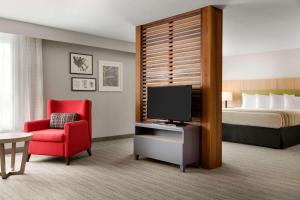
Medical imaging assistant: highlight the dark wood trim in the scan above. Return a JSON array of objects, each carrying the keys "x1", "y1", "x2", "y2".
[
  {"x1": 71, "y1": 77, "x2": 97, "y2": 91},
  {"x1": 70, "y1": 52, "x2": 93, "y2": 75},
  {"x1": 142, "y1": 8, "x2": 202, "y2": 29},
  {"x1": 136, "y1": 26, "x2": 143, "y2": 122},
  {"x1": 201, "y1": 6, "x2": 223, "y2": 169},
  {"x1": 92, "y1": 134, "x2": 134, "y2": 142}
]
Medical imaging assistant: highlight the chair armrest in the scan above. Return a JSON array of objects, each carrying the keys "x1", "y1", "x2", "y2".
[
  {"x1": 64, "y1": 120, "x2": 89, "y2": 156},
  {"x1": 64, "y1": 120, "x2": 88, "y2": 132},
  {"x1": 24, "y1": 119, "x2": 50, "y2": 132}
]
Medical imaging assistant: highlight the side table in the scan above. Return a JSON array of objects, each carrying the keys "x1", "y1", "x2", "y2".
[{"x1": 0, "y1": 132, "x2": 32, "y2": 179}]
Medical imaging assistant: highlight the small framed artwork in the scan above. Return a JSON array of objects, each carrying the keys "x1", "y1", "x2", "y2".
[
  {"x1": 99, "y1": 60, "x2": 123, "y2": 92},
  {"x1": 70, "y1": 52, "x2": 93, "y2": 75},
  {"x1": 71, "y1": 77, "x2": 96, "y2": 91}
]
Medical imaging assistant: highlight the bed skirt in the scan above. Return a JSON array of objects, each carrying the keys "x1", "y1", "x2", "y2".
[{"x1": 222, "y1": 123, "x2": 300, "y2": 149}]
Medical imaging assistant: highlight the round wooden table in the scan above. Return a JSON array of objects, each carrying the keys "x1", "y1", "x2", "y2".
[{"x1": 0, "y1": 132, "x2": 32, "y2": 179}]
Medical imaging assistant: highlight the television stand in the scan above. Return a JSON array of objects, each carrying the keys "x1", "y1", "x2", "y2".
[{"x1": 134, "y1": 122, "x2": 201, "y2": 172}]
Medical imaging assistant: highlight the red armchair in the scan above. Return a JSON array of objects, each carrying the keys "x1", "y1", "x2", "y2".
[{"x1": 24, "y1": 100, "x2": 92, "y2": 165}]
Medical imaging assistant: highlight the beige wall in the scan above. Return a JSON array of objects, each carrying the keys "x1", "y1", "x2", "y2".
[
  {"x1": 42, "y1": 40, "x2": 135, "y2": 138},
  {"x1": 223, "y1": 48, "x2": 300, "y2": 80}
]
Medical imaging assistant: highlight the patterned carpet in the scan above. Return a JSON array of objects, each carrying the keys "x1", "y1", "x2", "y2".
[{"x1": 0, "y1": 139, "x2": 300, "y2": 200}]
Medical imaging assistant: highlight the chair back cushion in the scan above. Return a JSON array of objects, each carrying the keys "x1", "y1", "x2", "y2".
[
  {"x1": 47, "y1": 100, "x2": 92, "y2": 143},
  {"x1": 50, "y1": 113, "x2": 80, "y2": 129}
]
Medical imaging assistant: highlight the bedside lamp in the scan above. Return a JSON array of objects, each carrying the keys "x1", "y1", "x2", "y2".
[{"x1": 222, "y1": 91, "x2": 232, "y2": 108}]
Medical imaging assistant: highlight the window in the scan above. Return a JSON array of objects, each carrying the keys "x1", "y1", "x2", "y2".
[
  {"x1": 0, "y1": 33, "x2": 44, "y2": 132},
  {"x1": 0, "y1": 40, "x2": 13, "y2": 131}
]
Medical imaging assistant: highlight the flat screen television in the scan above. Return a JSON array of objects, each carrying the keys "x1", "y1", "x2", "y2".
[{"x1": 147, "y1": 85, "x2": 192, "y2": 122}]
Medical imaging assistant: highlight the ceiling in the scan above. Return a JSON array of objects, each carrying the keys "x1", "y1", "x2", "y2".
[{"x1": 0, "y1": 0, "x2": 299, "y2": 56}]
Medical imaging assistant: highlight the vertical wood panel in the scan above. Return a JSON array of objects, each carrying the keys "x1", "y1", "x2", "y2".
[
  {"x1": 201, "y1": 6, "x2": 223, "y2": 169},
  {"x1": 136, "y1": 26, "x2": 142, "y2": 122}
]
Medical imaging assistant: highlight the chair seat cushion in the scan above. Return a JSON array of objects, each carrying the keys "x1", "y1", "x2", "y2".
[{"x1": 31, "y1": 129, "x2": 65, "y2": 142}]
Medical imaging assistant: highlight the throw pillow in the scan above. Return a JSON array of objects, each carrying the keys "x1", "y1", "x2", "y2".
[
  {"x1": 270, "y1": 94, "x2": 284, "y2": 109},
  {"x1": 50, "y1": 113, "x2": 80, "y2": 129},
  {"x1": 284, "y1": 94, "x2": 300, "y2": 109},
  {"x1": 256, "y1": 94, "x2": 270, "y2": 109},
  {"x1": 241, "y1": 93, "x2": 256, "y2": 109}
]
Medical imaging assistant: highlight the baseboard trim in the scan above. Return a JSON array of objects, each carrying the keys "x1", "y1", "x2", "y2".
[{"x1": 92, "y1": 134, "x2": 134, "y2": 142}]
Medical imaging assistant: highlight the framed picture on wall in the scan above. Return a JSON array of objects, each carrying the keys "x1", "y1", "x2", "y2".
[
  {"x1": 71, "y1": 77, "x2": 96, "y2": 91},
  {"x1": 70, "y1": 53, "x2": 93, "y2": 75},
  {"x1": 99, "y1": 60, "x2": 123, "y2": 91}
]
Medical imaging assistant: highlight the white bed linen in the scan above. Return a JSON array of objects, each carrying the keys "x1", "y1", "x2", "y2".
[{"x1": 222, "y1": 108, "x2": 300, "y2": 129}]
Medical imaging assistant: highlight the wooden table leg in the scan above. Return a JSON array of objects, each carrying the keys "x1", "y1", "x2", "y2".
[
  {"x1": 11, "y1": 142, "x2": 16, "y2": 171},
  {"x1": 19, "y1": 141, "x2": 29, "y2": 174},
  {"x1": 0, "y1": 144, "x2": 7, "y2": 179}
]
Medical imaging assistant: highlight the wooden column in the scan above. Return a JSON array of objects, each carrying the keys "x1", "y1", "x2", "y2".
[
  {"x1": 201, "y1": 6, "x2": 223, "y2": 169},
  {"x1": 135, "y1": 26, "x2": 143, "y2": 122}
]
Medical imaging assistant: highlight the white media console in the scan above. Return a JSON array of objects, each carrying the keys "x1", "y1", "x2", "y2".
[{"x1": 134, "y1": 122, "x2": 201, "y2": 172}]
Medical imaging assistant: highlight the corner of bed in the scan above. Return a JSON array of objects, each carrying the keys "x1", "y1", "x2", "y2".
[{"x1": 222, "y1": 89, "x2": 300, "y2": 149}]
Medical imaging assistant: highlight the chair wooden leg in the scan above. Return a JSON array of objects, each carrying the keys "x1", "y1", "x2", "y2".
[
  {"x1": 65, "y1": 157, "x2": 70, "y2": 165},
  {"x1": 134, "y1": 154, "x2": 139, "y2": 160},
  {"x1": 87, "y1": 148, "x2": 92, "y2": 156},
  {"x1": 27, "y1": 154, "x2": 31, "y2": 162}
]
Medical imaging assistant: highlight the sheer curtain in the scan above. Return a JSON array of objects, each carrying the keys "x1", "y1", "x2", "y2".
[{"x1": 0, "y1": 33, "x2": 44, "y2": 132}]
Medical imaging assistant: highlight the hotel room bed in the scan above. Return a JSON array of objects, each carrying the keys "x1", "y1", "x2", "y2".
[{"x1": 222, "y1": 108, "x2": 300, "y2": 149}]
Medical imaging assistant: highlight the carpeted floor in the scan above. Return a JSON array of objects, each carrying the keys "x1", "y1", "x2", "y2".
[{"x1": 0, "y1": 139, "x2": 300, "y2": 200}]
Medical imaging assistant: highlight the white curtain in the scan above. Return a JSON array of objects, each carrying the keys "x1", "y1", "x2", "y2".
[{"x1": 0, "y1": 33, "x2": 44, "y2": 132}]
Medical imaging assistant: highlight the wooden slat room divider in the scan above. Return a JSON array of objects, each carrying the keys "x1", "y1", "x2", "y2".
[
  {"x1": 141, "y1": 9, "x2": 202, "y2": 121},
  {"x1": 136, "y1": 6, "x2": 223, "y2": 169}
]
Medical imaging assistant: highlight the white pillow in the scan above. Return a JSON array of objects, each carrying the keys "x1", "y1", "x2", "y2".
[
  {"x1": 241, "y1": 93, "x2": 256, "y2": 109},
  {"x1": 256, "y1": 94, "x2": 270, "y2": 109},
  {"x1": 284, "y1": 94, "x2": 300, "y2": 109},
  {"x1": 270, "y1": 94, "x2": 284, "y2": 109}
]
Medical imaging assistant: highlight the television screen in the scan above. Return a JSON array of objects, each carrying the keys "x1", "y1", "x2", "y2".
[{"x1": 147, "y1": 85, "x2": 192, "y2": 122}]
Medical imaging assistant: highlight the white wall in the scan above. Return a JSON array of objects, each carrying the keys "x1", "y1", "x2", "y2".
[
  {"x1": 43, "y1": 40, "x2": 135, "y2": 138},
  {"x1": 223, "y1": 48, "x2": 300, "y2": 80},
  {"x1": 0, "y1": 17, "x2": 135, "y2": 53}
]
